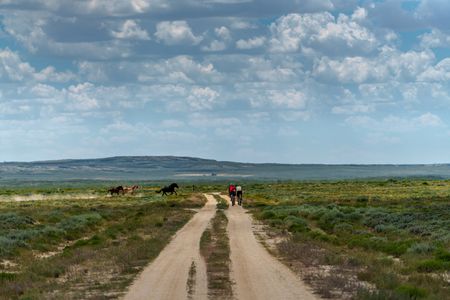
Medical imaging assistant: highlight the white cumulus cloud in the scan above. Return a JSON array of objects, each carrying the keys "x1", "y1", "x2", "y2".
[
  {"x1": 236, "y1": 36, "x2": 266, "y2": 49},
  {"x1": 111, "y1": 20, "x2": 150, "y2": 40},
  {"x1": 187, "y1": 87, "x2": 219, "y2": 110},
  {"x1": 155, "y1": 20, "x2": 203, "y2": 45}
]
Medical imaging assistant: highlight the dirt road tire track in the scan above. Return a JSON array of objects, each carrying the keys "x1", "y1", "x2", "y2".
[
  {"x1": 124, "y1": 194, "x2": 217, "y2": 300},
  {"x1": 221, "y1": 195, "x2": 318, "y2": 300}
]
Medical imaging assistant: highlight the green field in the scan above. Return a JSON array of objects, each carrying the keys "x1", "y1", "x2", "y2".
[
  {"x1": 0, "y1": 180, "x2": 449, "y2": 299},
  {"x1": 0, "y1": 184, "x2": 205, "y2": 299},
  {"x1": 244, "y1": 180, "x2": 450, "y2": 299}
]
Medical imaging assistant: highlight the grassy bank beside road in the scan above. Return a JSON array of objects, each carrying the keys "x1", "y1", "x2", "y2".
[
  {"x1": 244, "y1": 180, "x2": 450, "y2": 299},
  {"x1": 0, "y1": 186, "x2": 205, "y2": 299}
]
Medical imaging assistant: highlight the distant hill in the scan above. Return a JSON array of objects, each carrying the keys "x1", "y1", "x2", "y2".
[{"x1": 1, "y1": 156, "x2": 450, "y2": 182}]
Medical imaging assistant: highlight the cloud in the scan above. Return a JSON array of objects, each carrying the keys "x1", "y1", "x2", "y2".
[
  {"x1": 187, "y1": 86, "x2": 219, "y2": 110},
  {"x1": 155, "y1": 20, "x2": 203, "y2": 45},
  {"x1": 269, "y1": 9, "x2": 378, "y2": 55},
  {"x1": 268, "y1": 89, "x2": 307, "y2": 109},
  {"x1": 0, "y1": 48, "x2": 75, "y2": 82},
  {"x1": 202, "y1": 40, "x2": 226, "y2": 52},
  {"x1": 415, "y1": 0, "x2": 450, "y2": 29},
  {"x1": 0, "y1": 0, "x2": 161, "y2": 16},
  {"x1": 138, "y1": 55, "x2": 221, "y2": 84},
  {"x1": 345, "y1": 112, "x2": 444, "y2": 133},
  {"x1": 201, "y1": 26, "x2": 231, "y2": 52},
  {"x1": 236, "y1": 36, "x2": 266, "y2": 49},
  {"x1": 111, "y1": 20, "x2": 150, "y2": 40},
  {"x1": 313, "y1": 47, "x2": 435, "y2": 83},
  {"x1": 240, "y1": 56, "x2": 301, "y2": 83},
  {"x1": 332, "y1": 103, "x2": 374, "y2": 115},
  {"x1": 214, "y1": 26, "x2": 231, "y2": 41},
  {"x1": 419, "y1": 29, "x2": 450, "y2": 49},
  {"x1": 416, "y1": 112, "x2": 443, "y2": 127},
  {"x1": 419, "y1": 58, "x2": 450, "y2": 82},
  {"x1": 2, "y1": 12, "x2": 132, "y2": 59}
]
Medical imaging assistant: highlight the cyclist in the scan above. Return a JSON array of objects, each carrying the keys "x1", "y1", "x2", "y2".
[
  {"x1": 236, "y1": 185, "x2": 243, "y2": 206},
  {"x1": 228, "y1": 184, "x2": 236, "y2": 206}
]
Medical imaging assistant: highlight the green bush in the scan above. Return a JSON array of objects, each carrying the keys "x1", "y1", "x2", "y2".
[
  {"x1": 317, "y1": 209, "x2": 344, "y2": 231},
  {"x1": 416, "y1": 259, "x2": 448, "y2": 272},
  {"x1": 396, "y1": 285, "x2": 427, "y2": 298},
  {"x1": 0, "y1": 212, "x2": 34, "y2": 229},
  {"x1": 259, "y1": 210, "x2": 276, "y2": 220},
  {"x1": 407, "y1": 243, "x2": 435, "y2": 254},
  {"x1": 333, "y1": 223, "x2": 353, "y2": 234},
  {"x1": 59, "y1": 213, "x2": 102, "y2": 232},
  {"x1": 283, "y1": 216, "x2": 309, "y2": 232}
]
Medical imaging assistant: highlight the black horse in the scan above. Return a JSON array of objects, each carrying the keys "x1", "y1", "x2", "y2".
[
  {"x1": 156, "y1": 183, "x2": 179, "y2": 196},
  {"x1": 108, "y1": 186, "x2": 124, "y2": 195}
]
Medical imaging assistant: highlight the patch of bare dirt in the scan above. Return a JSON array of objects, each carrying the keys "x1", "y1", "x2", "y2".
[
  {"x1": 221, "y1": 195, "x2": 318, "y2": 300},
  {"x1": 123, "y1": 194, "x2": 217, "y2": 300}
]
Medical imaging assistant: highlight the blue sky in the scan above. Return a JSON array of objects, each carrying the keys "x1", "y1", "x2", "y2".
[{"x1": 1, "y1": 0, "x2": 450, "y2": 164}]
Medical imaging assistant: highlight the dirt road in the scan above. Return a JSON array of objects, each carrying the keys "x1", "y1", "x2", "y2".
[
  {"x1": 124, "y1": 193, "x2": 317, "y2": 300},
  {"x1": 124, "y1": 194, "x2": 217, "y2": 300},
  {"x1": 221, "y1": 195, "x2": 318, "y2": 300}
]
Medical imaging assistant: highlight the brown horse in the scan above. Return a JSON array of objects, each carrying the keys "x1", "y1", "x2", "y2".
[{"x1": 123, "y1": 185, "x2": 139, "y2": 194}]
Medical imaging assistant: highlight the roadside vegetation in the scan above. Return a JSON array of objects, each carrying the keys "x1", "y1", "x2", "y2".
[
  {"x1": 244, "y1": 180, "x2": 450, "y2": 299},
  {"x1": 200, "y1": 201, "x2": 232, "y2": 299},
  {"x1": 0, "y1": 185, "x2": 205, "y2": 299}
]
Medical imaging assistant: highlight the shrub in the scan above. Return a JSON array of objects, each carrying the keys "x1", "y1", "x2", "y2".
[
  {"x1": 396, "y1": 285, "x2": 427, "y2": 299},
  {"x1": 259, "y1": 210, "x2": 276, "y2": 220},
  {"x1": 317, "y1": 209, "x2": 344, "y2": 231},
  {"x1": 0, "y1": 213, "x2": 34, "y2": 229},
  {"x1": 416, "y1": 259, "x2": 447, "y2": 272},
  {"x1": 407, "y1": 243, "x2": 435, "y2": 254},
  {"x1": 333, "y1": 223, "x2": 353, "y2": 234},
  {"x1": 0, "y1": 272, "x2": 17, "y2": 282},
  {"x1": 436, "y1": 249, "x2": 450, "y2": 261},
  {"x1": 374, "y1": 224, "x2": 397, "y2": 233},
  {"x1": 59, "y1": 213, "x2": 102, "y2": 232},
  {"x1": 283, "y1": 216, "x2": 309, "y2": 232}
]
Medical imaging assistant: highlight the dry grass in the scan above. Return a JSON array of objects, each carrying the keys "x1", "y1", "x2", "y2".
[
  {"x1": 200, "y1": 210, "x2": 233, "y2": 299},
  {"x1": 0, "y1": 187, "x2": 204, "y2": 299}
]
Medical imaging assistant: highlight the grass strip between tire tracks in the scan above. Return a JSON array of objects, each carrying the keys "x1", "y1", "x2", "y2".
[{"x1": 200, "y1": 205, "x2": 232, "y2": 299}]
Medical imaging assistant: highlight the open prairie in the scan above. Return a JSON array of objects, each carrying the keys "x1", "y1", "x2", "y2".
[
  {"x1": 0, "y1": 179, "x2": 449, "y2": 299},
  {"x1": 0, "y1": 184, "x2": 205, "y2": 299},
  {"x1": 244, "y1": 180, "x2": 450, "y2": 299}
]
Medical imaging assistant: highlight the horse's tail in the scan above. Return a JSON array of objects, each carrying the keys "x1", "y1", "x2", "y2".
[{"x1": 155, "y1": 189, "x2": 162, "y2": 193}]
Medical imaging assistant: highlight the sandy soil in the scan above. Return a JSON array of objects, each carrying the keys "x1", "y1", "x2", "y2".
[
  {"x1": 221, "y1": 195, "x2": 318, "y2": 300},
  {"x1": 0, "y1": 193, "x2": 99, "y2": 202},
  {"x1": 123, "y1": 194, "x2": 217, "y2": 300},
  {"x1": 124, "y1": 193, "x2": 318, "y2": 300}
]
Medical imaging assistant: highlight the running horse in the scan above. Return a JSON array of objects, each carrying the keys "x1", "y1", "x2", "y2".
[
  {"x1": 156, "y1": 183, "x2": 179, "y2": 196},
  {"x1": 123, "y1": 185, "x2": 139, "y2": 194},
  {"x1": 108, "y1": 186, "x2": 124, "y2": 196}
]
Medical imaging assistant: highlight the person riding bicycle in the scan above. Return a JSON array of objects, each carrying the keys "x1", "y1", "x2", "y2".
[
  {"x1": 236, "y1": 185, "x2": 243, "y2": 206},
  {"x1": 228, "y1": 184, "x2": 236, "y2": 206}
]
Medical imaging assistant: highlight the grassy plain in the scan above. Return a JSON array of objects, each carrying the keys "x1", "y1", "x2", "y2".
[
  {"x1": 0, "y1": 184, "x2": 205, "y2": 299},
  {"x1": 244, "y1": 180, "x2": 450, "y2": 299},
  {"x1": 1, "y1": 179, "x2": 449, "y2": 299}
]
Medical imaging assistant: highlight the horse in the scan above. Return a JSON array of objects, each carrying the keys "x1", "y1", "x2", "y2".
[
  {"x1": 156, "y1": 183, "x2": 179, "y2": 196},
  {"x1": 108, "y1": 186, "x2": 124, "y2": 196},
  {"x1": 123, "y1": 185, "x2": 139, "y2": 194}
]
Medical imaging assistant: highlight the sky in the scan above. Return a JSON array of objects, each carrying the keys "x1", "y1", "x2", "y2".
[{"x1": 1, "y1": 0, "x2": 450, "y2": 164}]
